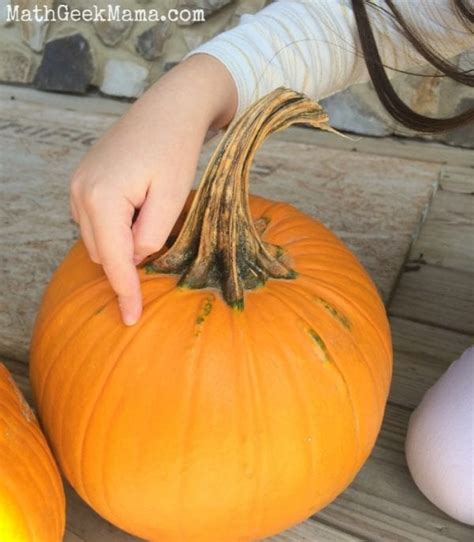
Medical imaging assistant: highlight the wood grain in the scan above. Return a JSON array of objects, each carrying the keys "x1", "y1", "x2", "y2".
[
  {"x1": 316, "y1": 401, "x2": 474, "y2": 542},
  {"x1": 389, "y1": 316, "x2": 473, "y2": 409},
  {"x1": 1, "y1": 86, "x2": 473, "y2": 167},
  {"x1": 408, "y1": 190, "x2": 474, "y2": 271},
  {"x1": 390, "y1": 265, "x2": 474, "y2": 334},
  {"x1": 439, "y1": 165, "x2": 474, "y2": 194},
  {"x1": 272, "y1": 128, "x2": 474, "y2": 168}
]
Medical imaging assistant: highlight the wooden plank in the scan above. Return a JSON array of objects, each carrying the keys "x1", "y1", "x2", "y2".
[
  {"x1": 389, "y1": 264, "x2": 474, "y2": 334},
  {"x1": 65, "y1": 482, "x2": 365, "y2": 542},
  {"x1": 421, "y1": 190, "x2": 474, "y2": 225},
  {"x1": 64, "y1": 531, "x2": 85, "y2": 542},
  {"x1": 2, "y1": 85, "x2": 472, "y2": 168},
  {"x1": 270, "y1": 520, "x2": 363, "y2": 541},
  {"x1": 389, "y1": 316, "x2": 473, "y2": 409},
  {"x1": 410, "y1": 222, "x2": 474, "y2": 272},
  {"x1": 319, "y1": 485, "x2": 469, "y2": 542},
  {"x1": 65, "y1": 484, "x2": 138, "y2": 542},
  {"x1": 0, "y1": 98, "x2": 438, "y2": 362},
  {"x1": 439, "y1": 165, "x2": 474, "y2": 194},
  {"x1": 317, "y1": 403, "x2": 473, "y2": 542},
  {"x1": 273, "y1": 127, "x2": 474, "y2": 168},
  {"x1": 0, "y1": 84, "x2": 130, "y2": 118},
  {"x1": 408, "y1": 190, "x2": 474, "y2": 271}
]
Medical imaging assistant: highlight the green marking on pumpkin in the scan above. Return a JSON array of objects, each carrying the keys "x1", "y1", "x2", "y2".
[
  {"x1": 231, "y1": 299, "x2": 244, "y2": 312},
  {"x1": 178, "y1": 282, "x2": 191, "y2": 290},
  {"x1": 196, "y1": 297, "x2": 214, "y2": 325},
  {"x1": 194, "y1": 296, "x2": 215, "y2": 336},
  {"x1": 308, "y1": 329, "x2": 332, "y2": 363},
  {"x1": 94, "y1": 304, "x2": 107, "y2": 315},
  {"x1": 316, "y1": 298, "x2": 351, "y2": 330},
  {"x1": 284, "y1": 269, "x2": 298, "y2": 280},
  {"x1": 144, "y1": 262, "x2": 158, "y2": 274},
  {"x1": 275, "y1": 246, "x2": 284, "y2": 259}
]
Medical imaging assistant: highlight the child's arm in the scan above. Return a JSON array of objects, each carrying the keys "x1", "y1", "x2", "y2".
[
  {"x1": 71, "y1": 0, "x2": 471, "y2": 326},
  {"x1": 184, "y1": 0, "x2": 473, "y2": 118},
  {"x1": 70, "y1": 54, "x2": 237, "y2": 325}
]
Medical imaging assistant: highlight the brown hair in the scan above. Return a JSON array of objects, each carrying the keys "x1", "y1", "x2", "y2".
[{"x1": 352, "y1": 0, "x2": 474, "y2": 132}]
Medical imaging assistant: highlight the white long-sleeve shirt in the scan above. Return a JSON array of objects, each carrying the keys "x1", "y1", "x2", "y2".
[{"x1": 184, "y1": 0, "x2": 473, "y2": 118}]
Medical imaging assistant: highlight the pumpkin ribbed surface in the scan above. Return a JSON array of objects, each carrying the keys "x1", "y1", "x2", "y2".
[
  {"x1": 0, "y1": 363, "x2": 65, "y2": 542},
  {"x1": 30, "y1": 88, "x2": 392, "y2": 542}
]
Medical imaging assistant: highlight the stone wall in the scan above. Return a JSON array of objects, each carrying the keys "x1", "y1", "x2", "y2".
[
  {"x1": 321, "y1": 49, "x2": 474, "y2": 149},
  {"x1": 0, "y1": 1, "x2": 472, "y2": 147},
  {"x1": 0, "y1": 0, "x2": 268, "y2": 97}
]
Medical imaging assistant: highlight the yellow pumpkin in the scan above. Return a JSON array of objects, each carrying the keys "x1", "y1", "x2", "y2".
[{"x1": 0, "y1": 363, "x2": 65, "y2": 541}]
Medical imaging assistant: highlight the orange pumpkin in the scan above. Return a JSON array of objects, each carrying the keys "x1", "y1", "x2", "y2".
[
  {"x1": 30, "y1": 88, "x2": 392, "y2": 541},
  {"x1": 0, "y1": 363, "x2": 65, "y2": 541}
]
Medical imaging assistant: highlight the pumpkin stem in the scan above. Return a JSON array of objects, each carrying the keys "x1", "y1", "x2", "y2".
[{"x1": 144, "y1": 87, "x2": 331, "y2": 308}]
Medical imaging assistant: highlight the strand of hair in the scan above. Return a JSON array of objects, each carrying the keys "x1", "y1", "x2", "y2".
[{"x1": 352, "y1": 0, "x2": 474, "y2": 132}]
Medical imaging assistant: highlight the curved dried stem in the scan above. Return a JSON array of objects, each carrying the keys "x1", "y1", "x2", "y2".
[{"x1": 144, "y1": 87, "x2": 331, "y2": 308}]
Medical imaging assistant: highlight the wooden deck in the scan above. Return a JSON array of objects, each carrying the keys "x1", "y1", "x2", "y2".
[{"x1": 1, "y1": 86, "x2": 473, "y2": 541}]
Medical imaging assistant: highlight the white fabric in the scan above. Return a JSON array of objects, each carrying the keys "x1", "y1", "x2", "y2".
[
  {"x1": 184, "y1": 0, "x2": 473, "y2": 118},
  {"x1": 406, "y1": 347, "x2": 474, "y2": 525}
]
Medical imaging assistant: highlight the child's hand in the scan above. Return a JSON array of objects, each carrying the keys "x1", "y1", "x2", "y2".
[{"x1": 70, "y1": 54, "x2": 237, "y2": 325}]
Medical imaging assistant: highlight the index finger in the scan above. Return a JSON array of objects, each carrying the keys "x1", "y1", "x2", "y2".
[{"x1": 89, "y1": 196, "x2": 142, "y2": 326}]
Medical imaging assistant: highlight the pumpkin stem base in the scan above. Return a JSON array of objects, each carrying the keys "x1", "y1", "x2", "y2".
[{"x1": 143, "y1": 87, "x2": 331, "y2": 307}]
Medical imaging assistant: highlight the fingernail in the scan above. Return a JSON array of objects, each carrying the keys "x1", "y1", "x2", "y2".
[
  {"x1": 122, "y1": 311, "x2": 138, "y2": 326},
  {"x1": 120, "y1": 302, "x2": 141, "y2": 326}
]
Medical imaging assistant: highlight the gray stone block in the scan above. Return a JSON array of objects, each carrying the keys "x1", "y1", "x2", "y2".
[{"x1": 34, "y1": 33, "x2": 94, "y2": 94}]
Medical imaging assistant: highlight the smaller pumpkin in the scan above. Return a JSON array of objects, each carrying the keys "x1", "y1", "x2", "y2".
[{"x1": 0, "y1": 363, "x2": 65, "y2": 542}]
